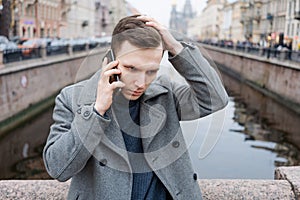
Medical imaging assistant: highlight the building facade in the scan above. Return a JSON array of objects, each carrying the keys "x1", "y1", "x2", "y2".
[
  {"x1": 94, "y1": 0, "x2": 111, "y2": 37},
  {"x1": 61, "y1": 0, "x2": 96, "y2": 38},
  {"x1": 15, "y1": 0, "x2": 62, "y2": 38},
  {"x1": 109, "y1": 0, "x2": 127, "y2": 33},
  {"x1": 286, "y1": 0, "x2": 300, "y2": 50},
  {"x1": 194, "y1": 0, "x2": 300, "y2": 49},
  {"x1": 198, "y1": 0, "x2": 226, "y2": 42},
  {"x1": 0, "y1": 0, "x2": 132, "y2": 40},
  {"x1": 219, "y1": 1, "x2": 244, "y2": 43}
]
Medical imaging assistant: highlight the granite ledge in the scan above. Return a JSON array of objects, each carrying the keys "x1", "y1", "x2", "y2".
[
  {"x1": 275, "y1": 166, "x2": 300, "y2": 199},
  {"x1": 0, "y1": 179, "x2": 296, "y2": 200}
]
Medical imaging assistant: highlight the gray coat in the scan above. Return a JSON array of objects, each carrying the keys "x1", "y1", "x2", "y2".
[{"x1": 43, "y1": 42, "x2": 228, "y2": 200}]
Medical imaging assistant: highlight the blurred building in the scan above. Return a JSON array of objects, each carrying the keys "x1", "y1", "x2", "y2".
[
  {"x1": 94, "y1": 0, "x2": 111, "y2": 37},
  {"x1": 219, "y1": 1, "x2": 244, "y2": 43},
  {"x1": 61, "y1": 0, "x2": 96, "y2": 38},
  {"x1": 286, "y1": 0, "x2": 300, "y2": 50},
  {"x1": 196, "y1": 0, "x2": 300, "y2": 50},
  {"x1": 266, "y1": 0, "x2": 286, "y2": 44},
  {"x1": 239, "y1": 0, "x2": 263, "y2": 44},
  {"x1": 198, "y1": 0, "x2": 226, "y2": 42},
  {"x1": 109, "y1": 0, "x2": 127, "y2": 33},
  {"x1": 169, "y1": 0, "x2": 195, "y2": 35},
  {"x1": 15, "y1": 0, "x2": 62, "y2": 38},
  {"x1": 0, "y1": 0, "x2": 133, "y2": 40}
]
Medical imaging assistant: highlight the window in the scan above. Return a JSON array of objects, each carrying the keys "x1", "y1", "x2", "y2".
[{"x1": 27, "y1": 27, "x2": 31, "y2": 38}]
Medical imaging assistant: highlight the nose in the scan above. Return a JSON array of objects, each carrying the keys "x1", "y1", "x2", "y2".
[{"x1": 134, "y1": 73, "x2": 146, "y2": 88}]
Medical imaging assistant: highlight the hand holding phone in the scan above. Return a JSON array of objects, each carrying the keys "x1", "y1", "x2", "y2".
[
  {"x1": 95, "y1": 50, "x2": 124, "y2": 115},
  {"x1": 103, "y1": 49, "x2": 120, "y2": 83}
]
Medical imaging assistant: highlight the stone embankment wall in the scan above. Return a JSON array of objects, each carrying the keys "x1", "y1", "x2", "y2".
[
  {"x1": 0, "y1": 166, "x2": 298, "y2": 199},
  {"x1": 0, "y1": 47, "x2": 106, "y2": 135},
  {"x1": 201, "y1": 44, "x2": 300, "y2": 114}
]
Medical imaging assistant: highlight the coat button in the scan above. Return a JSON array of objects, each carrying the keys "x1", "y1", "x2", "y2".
[
  {"x1": 99, "y1": 159, "x2": 107, "y2": 166},
  {"x1": 83, "y1": 110, "x2": 90, "y2": 117},
  {"x1": 77, "y1": 108, "x2": 81, "y2": 114},
  {"x1": 193, "y1": 173, "x2": 197, "y2": 180},
  {"x1": 172, "y1": 141, "x2": 180, "y2": 148}
]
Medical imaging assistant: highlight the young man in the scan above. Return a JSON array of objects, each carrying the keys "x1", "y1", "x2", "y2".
[{"x1": 43, "y1": 15, "x2": 228, "y2": 200}]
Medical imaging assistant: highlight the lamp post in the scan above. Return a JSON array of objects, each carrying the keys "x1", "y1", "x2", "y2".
[{"x1": 34, "y1": 0, "x2": 38, "y2": 37}]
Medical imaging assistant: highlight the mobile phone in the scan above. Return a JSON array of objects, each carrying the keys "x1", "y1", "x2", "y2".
[{"x1": 103, "y1": 49, "x2": 120, "y2": 83}]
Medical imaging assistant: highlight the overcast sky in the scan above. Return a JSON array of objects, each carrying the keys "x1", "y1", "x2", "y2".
[
  {"x1": 126, "y1": 0, "x2": 237, "y2": 27},
  {"x1": 126, "y1": 0, "x2": 204, "y2": 27}
]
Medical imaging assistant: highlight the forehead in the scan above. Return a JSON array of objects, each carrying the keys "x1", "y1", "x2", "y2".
[
  {"x1": 116, "y1": 41, "x2": 163, "y2": 68},
  {"x1": 115, "y1": 41, "x2": 163, "y2": 56}
]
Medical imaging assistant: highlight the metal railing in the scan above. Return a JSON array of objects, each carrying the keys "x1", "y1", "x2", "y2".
[
  {"x1": 1, "y1": 42, "x2": 109, "y2": 65},
  {"x1": 201, "y1": 42, "x2": 300, "y2": 63}
]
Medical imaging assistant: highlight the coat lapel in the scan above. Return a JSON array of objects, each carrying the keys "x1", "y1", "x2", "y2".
[
  {"x1": 77, "y1": 69, "x2": 100, "y2": 106},
  {"x1": 76, "y1": 69, "x2": 129, "y2": 163},
  {"x1": 140, "y1": 83, "x2": 168, "y2": 152}
]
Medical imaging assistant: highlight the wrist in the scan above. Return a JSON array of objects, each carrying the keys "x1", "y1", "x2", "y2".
[
  {"x1": 93, "y1": 104, "x2": 106, "y2": 116},
  {"x1": 169, "y1": 42, "x2": 184, "y2": 55}
]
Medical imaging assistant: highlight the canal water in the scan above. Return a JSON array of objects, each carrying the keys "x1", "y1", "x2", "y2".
[{"x1": 0, "y1": 71, "x2": 299, "y2": 180}]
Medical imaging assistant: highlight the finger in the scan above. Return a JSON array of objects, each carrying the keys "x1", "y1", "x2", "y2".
[
  {"x1": 137, "y1": 15, "x2": 157, "y2": 23},
  {"x1": 100, "y1": 63, "x2": 119, "y2": 84},
  {"x1": 102, "y1": 57, "x2": 108, "y2": 67},
  {"x1": 102, "y1": 60, "x2": 119, "y2": 72},
  {"x1": 110, "y1": 81, "x2": 125, "y2": 89},
  {"x1": 145, "y1": 21, "x2": 161, "y2": 30},
  {"x1": 103, "y1": 68, "x2": 121, "y2": 78}
]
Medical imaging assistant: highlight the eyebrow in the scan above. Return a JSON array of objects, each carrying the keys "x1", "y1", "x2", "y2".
[{"x1": 123, "y1": 64, "x2": 160, "y2": 71}]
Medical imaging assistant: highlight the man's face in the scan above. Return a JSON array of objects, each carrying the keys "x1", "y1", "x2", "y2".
[{"x1": 115, "y1": 41, "x2": 163, "y2": 100}]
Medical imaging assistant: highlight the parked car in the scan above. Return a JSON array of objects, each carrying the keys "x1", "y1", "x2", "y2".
[
  {"x1": 18, "y1": 38, "x2": 45, "y2": 57},
  {"x1": 48, "y1": 39, "x2": 67, "y2": 55},
  {"x1": 0, "y1": 35, "x2": 22, "y2": 63},
  {"x1": 0, "y1": 35, "x2": 9, "y2": 51}
]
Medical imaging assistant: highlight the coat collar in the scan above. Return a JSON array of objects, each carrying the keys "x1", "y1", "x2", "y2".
[
  {"x1": 77, "y1": 69, "x2": 169, "y2": 106},
  {"x1": 77, "y1": 70, "x2": 169, "y2": 163},
  {"x1": 77, "y1": 69, "x2": 100, "y2": 106}
]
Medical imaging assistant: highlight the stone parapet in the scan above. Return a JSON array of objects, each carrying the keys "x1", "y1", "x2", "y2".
[
  {"x1": 275, "y1": 166, "x2": 300, "y2": 199},
  {"x1": 0, "y1": 166, "x2": 299, "y2": 200},
  {"x1": 0, "y1": 180, "x2": 69, "y2": 200},
  {"x1": 199, "y1": 179, "x2": 295, "y2": 199}
]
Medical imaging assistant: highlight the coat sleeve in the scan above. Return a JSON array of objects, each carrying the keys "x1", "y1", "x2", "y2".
[
  {"x1": 168, "y1": 42, "x2": 229, "y2": 120},
  {"x1": 43, "y1": 86, "x2": 111, "y2": 181}
]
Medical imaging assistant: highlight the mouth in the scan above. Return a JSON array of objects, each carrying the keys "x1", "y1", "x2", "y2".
[{"x1": 128, "y1": 89, "x2": 144, "y2": 96}]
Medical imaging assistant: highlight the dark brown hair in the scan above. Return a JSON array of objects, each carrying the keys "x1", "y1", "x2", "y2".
[{"x1": 111, "y1": 15, "x2": 162, "y2": 55}]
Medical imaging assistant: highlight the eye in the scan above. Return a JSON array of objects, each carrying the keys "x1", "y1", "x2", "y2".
[
  {"x1": 124, "y1": 66, "x2": 137, "y2": 71},
  {"x1": 146, "y1": 70, "x2": 158, "y2": 75}
]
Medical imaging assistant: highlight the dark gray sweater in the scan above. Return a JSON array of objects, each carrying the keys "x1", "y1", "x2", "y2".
[{"x1": 113, "y1": 93, "x2": 172, "y2": 200}]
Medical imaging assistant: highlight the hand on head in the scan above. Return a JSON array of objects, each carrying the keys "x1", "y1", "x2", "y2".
[{"x1": 136, "y1": 15, "x2": 183, "y2": 55}]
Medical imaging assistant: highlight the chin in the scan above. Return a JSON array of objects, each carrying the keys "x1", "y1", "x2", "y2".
[
  {"x1": 126, "y1": 95, "x2": 141, "y2": 100},
  {"x1": 121, "y1": 89, "x2": 143, "y2": 100}
]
